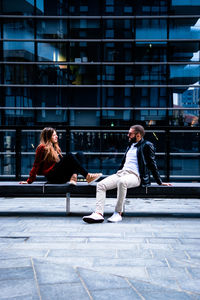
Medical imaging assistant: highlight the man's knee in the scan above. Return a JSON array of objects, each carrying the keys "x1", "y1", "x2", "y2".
[
  {"x1": 117, "y1": 178, "x2": 127, "y2": 188},
  {"x1": 97, "y1": 180, "x2": 107, "y2": 191}
]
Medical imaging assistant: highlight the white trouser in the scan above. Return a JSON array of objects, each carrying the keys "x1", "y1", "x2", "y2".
[{"x1": 96, "y1": 169, "x2": 141, "y2": 215}]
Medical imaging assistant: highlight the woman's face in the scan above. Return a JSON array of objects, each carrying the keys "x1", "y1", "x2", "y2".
[{"x1": 51, "y1": 131, "x2": 58, "y2": 144}]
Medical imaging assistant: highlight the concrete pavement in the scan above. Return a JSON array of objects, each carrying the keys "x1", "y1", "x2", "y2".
[{"x1": 0, "y1": 196, "x2": 200, "y2": 299}]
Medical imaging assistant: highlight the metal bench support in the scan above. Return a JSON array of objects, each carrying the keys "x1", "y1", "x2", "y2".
[{"x1": 66, "y1": 192, "x2": 70, "y2": 215}]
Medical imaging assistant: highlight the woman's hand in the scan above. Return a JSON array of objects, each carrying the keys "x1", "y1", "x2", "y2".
[{"x1": 19, "y1": 181, "x2": 28, "y2": 184}]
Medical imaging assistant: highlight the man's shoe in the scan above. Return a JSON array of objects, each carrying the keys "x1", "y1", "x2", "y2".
[
  {"x1": 83, "y1": 212, "x2": 104, "y2": 224},
  {"x1": 107, "y1": 212, "x2": 122, "y2": 223},
  {"x1": 68, "y1": 174, "x2": 77, "y2": 185},
  {"x1": 86, "y1": 173, "x2": 102, "y2": 184}
]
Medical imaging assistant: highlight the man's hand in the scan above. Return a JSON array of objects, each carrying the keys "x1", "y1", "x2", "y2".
[
  {"x1": 161, "y1": 182, "x2": 172, "y2": 186},
  {"x1": 19, "y1": 181, "x2": 28, "y2": 184}
]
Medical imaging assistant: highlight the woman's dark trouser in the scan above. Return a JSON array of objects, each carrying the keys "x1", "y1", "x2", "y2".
[{"x1": 46, "y1": 152, "x2": 88, "y2": 183}]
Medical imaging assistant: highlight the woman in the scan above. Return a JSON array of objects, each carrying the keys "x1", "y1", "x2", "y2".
[{"x1": 20, "y1": 127, "x2": 102, "y2": 185}]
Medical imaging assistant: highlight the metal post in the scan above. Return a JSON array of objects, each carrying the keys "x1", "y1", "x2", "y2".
[{"x1": 66, "y1": 192, "x2": 70, "y2": 215}]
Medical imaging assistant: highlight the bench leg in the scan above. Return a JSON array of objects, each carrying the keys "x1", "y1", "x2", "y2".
[{"x1": 66, "y1": 193, "x2": 70, "y2": 215}]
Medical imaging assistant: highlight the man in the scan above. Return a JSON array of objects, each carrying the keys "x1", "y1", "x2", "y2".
[{"x1": 83, "y1": 125, "x2": 171, "y2": 224}]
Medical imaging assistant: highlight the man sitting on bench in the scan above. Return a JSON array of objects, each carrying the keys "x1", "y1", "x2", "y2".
[{"x1": 83, "y1": 125, "x2": 171, "y2": 224}]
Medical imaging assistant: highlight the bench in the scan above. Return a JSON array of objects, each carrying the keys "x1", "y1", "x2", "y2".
[{"x1": 0, "y1": 181, "x2": 200, "y2": 215}]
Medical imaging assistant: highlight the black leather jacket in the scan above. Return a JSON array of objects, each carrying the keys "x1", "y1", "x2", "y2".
[{"x1": 119, "y1": 138, "x2": 162, "y2": 187}]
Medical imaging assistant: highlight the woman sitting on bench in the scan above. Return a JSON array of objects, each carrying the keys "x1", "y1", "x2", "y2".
[{"x1": 20, "y1": 127, "x2": 102, "y2": 185}]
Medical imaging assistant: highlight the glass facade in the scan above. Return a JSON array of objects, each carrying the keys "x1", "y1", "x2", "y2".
[{"x1": 0, "y1": 0, "x2": 200, "y2": 181}]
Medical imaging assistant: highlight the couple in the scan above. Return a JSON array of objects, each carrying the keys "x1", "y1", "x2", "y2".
[{"x1": 21, "y1": 125, "x2": 171, "y2": 223}]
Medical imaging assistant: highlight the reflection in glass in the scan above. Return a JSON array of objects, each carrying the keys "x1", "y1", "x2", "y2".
[
  {"x1": 102, "y1": 88, "x2": 133, "y2": 107},
  {"x1": 69, "y1": 0, "x2": 100, "y2": 16},
  {"x1": 135, "y1": 0, "x2": 167, "y2": 15},
  {"x1": 104, "y1": 42, "x2": 133, "y2": 62},
  {"x1": 69, "y1": 65, "x2": 100, "y2": 85},
  {"x1": 135, "y1": 65, "x2": 167, "y2": 85},
  {"x1": 136, "y1": 19, "x2": 167, "y2": 39},
  {"x1": 169, "y1": 42, "x2": 200, "y2": 62},
  {"x1": 2, "y1": 0, "x2": 34, "y2": 15},
  {"x1": 170, "y1": 1, "x2": 200, "y2": 15},
  {"x1": 70, "y1": 42, "x2": 100, "y2": 62},
  {"x1": 102, "y1": 65, "x2": 133, "y2": 85},
  {"x1": 135, "y1": 42, "x2": 167, "y2": 62},
  {"x1": 37, "y1": 43, "x2": 67, "y2": 61},
  {"x1": 4, "y1": 65, "x2": 34, "y2": 84},
  {"x1": 170, "y1": 65, "x2": 200, "y2": 85},
  {"x1": 36, "y1": 0, "x2": 69, "y2": 15},
  {"x1": 170, "y1": 18, "x2": 200, "y2": 40},
  {"x1": 37, "y1": 19, "x2": 67, "y2": 39},
  {"x1": 69, "y1": 110, "x2": 100, "y2": 126},
  {"x1": 3, "y1": 42, "x2": 34, "y2": 62},
  {"x1": 3, "y1": 19, "x2": 34, "y2": 39},
  {"x1": 170, "y1": 156, "x2": 200, "y2": 176},
  {"x1": 70, "y1": 19, "x2": 101, "y2": 38},
  {"x1": 170, "y1": 132, "x2": 200, "y2": 153},
  {"x1": 36, "y1": 65, "x2": 69, "y2": 85},
  {"x1": 0, "y1": 154, "x2": 16, "y2": 175},
  {"x1": 103, "y1": 19, "x2": 133, "y2": 39}
]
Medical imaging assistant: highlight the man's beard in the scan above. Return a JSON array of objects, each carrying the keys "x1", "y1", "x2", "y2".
[{"x1": 128, "y1": 136, "x2": 137, "y2": 146}]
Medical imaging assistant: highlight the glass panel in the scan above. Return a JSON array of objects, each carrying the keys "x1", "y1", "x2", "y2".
[
  {"x1": 36, "y1": 65, "x2": 69, "y2": 85},
  {"x1": 103, "y1": 19, "x2": 134, "y2": 39},
  {"x1": 21, "y1": 154, "x2": 35, "y2": 176},
  {"x1": 134, "y1": 87, "x2": 168, "y2": 107},
  {"x1": 103, "y1": 0, "x2": 134, "y2": 16},
  {"x1": 170, "y1": 18, "x2": 200, "y2": 40},
  {"x1": 3, "y1": 19, "x2": 34, "y2": 39},
  {"x1": 0, "y1": 130, "x2": 16, "y2": 176},
  {"x1": 68, "y1": 65, "x2": 100, "y2": 85},
  {"x1": 36, "y1": 0, "x2": 69, "y2": 15},
  {"x1": 172, "y1": 87, "x2": 200, "y2": 109},
  {"x1": 170, "y1": 0, "x2": 200, "y2": 15},
  {"x1": 169, "y1": 65, "x2": 200, "y2": 85},
  {"x1": 101, "y1": 110, "x2": 133, "y2": 127},
  {"x1": 70, "y1": 42, "x2": 100, "y2": 62},
  {"x1": 70, "y1": 19, "x2": 101, "y2": 39},
  {"x1": 69, "y1": 0, "x2": 101, "y2": 16},
  {"x1": 170, "y1": 156, "x2": 200, "y2": 176},
  {"x1": 102, "y1": 65, "x2": 133, "y2": 85},
  {"x1": 135, "y1": 42, "x2": 167, "y2": 62},
  {"x1": 21, "y1": 130, "x2": 66, "y2": 153},
  {"x1": 135, "y1": 65, "x2": 167, "y2": 85},
  {"x1": 169, "y1": 42, "x2": 200, "y2": 62},
  {"x1": 4, "y1": 65, "x2": 34, "y2": 84},
  {"x1": 104, "y1": 42, "x2": 133, "y2": 62},
  {"x1": 0, "y1": 154, "x2": 16, "y2": 175},
  {"x1": 102, "y1": 87, "x2": 133, "y2": 107},
  {"x1": 2, "y1": 0, "x2": 34, "y2": 15},
  {"x1": 37, "y1": 43, "x2": 67, "y2": 62},
  {"x1": 136, "y1": 19, "x2": 167, "y2": 39},
  {"x1": 3, "y1": 42, "x2": 34, "y2": 62},
  {"x1": 66, "y1": 88, "x2": 100, "y2": 107},
  {"x1": 170, "y1": 132, "x2": 200, "y2": 153},
  {"x1": 37, "y1": 19, "x2": 68, "y2": 39},
  {"x1": 69, "y1": 110, "x2": 100, "y2": 126},
  {"x1": 135, "y1": 0, "x2": 168, "y2": 15}
]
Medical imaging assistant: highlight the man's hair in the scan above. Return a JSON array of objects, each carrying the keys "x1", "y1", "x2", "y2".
[{"x1": 130, "y1": 125, "x2": 145, "y2": 137}]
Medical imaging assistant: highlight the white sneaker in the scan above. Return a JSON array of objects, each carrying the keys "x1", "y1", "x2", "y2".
[
  {"x1": 83, "y1": 212, "x2": 104, "y2": 224},
  {"x1": 107, "y1": 212, "x2": 122, "y2": 223}
]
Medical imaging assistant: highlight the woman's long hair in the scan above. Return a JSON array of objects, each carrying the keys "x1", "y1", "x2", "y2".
[{"x1": 40, "y1": 127, "x2": 62, "y2": 162}]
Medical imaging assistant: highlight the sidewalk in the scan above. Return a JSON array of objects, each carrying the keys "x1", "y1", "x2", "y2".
[{"x1": 0, "y1": 197, "x2": 200, "y2": 299}]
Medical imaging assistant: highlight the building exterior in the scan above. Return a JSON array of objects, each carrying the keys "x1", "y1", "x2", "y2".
[{"x1": 0, "y1": 0, "x2": 200, "y2": 181}]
